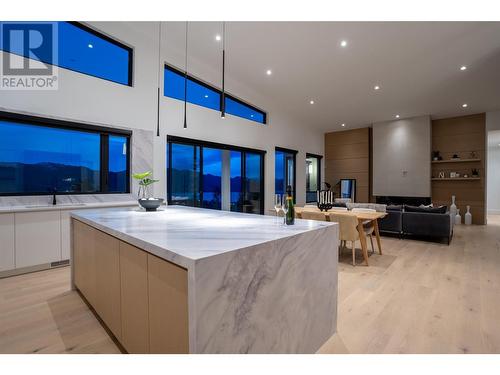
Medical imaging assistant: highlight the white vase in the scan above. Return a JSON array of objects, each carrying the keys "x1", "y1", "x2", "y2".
[
  {"x1": 455, "y1": 209, "x2": 462, "y2": 225},
  {"x1": 450, "y1": 195, "x2": 457, "y2": 217},
  {"x1": 465, "y1": 205, "x2": 472, "y2": 225}
]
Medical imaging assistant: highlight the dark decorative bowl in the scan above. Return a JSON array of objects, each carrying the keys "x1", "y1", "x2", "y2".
[{"x1": 138, "y1": 198, "x2": 164, "y2": 211}]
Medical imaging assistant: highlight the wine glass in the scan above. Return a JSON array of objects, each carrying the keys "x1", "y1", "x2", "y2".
[
  {"x1": 274, "y1": 194, "x2": 282, "y2": 224},
  {"x1": 282, "y1": 196, "x2": 289, "y2": 225}
]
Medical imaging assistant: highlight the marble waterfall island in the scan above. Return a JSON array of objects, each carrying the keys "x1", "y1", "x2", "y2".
[{"x1": 70, "y1": 206, "x2": 339, "y2": 353}]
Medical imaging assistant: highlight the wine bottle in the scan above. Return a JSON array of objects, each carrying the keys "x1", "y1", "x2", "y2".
[{"x1": 286, "y1": 185, "x2": 295, "y2": 225}]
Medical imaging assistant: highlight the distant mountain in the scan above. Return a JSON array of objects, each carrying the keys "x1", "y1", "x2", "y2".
[{"x1": 0, "y1": 162, "x2": 124, "y2": 193}]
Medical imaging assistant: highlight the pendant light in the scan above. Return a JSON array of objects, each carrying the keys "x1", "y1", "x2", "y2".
[
  {"x1": 183, "y1": 21, "x2": 188, "y2": 129},
  {"x1": 156, "y1": 21, "x2": 162, "y2": 137},
  {"x1": 220, "y1": 21, "x2": 226, "y2": 119}
]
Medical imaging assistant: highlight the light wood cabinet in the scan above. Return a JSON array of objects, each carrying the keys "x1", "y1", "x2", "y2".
[
  {"x1": 95, "y1": 230, "x2": 122, "y2": 340},
  {"x1": 0, "y1": 214, "x2": 15, "y2": 272},
  {"x1": 120, "y1": 242, "x2": 149, "y2": 353},
  {"x1": 73, "y1": 219, "x2": 189, "y2": 353},
  {"x1": 148, "y1": 254, "x2": 189, "y2": 354},
  {"x1": 15, "y1": 211, "x2": 61, "y2": 268},
  {"x1": 73, "y1": 220, "x2": 97, "y2": 307}
]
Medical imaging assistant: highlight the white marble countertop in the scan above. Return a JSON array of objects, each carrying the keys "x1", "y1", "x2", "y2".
[
  {"x1": 0, "y1": 200, "x2": 138, "y2": 214},
  {"x1": 70, "y1": 205, "x2": 336, "y2": 270}
]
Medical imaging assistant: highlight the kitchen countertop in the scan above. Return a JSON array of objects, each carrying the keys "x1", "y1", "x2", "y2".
[
  {"x1": 70, "y1": 205, "x2": 335, "y2": 270},
  {"x1": 0, "y1": 200, "x2": 138, "y2": 214}
]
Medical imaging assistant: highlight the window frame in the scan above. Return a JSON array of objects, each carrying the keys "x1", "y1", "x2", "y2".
[
  {"x1": 0, "y1": 110, "x2": 132, "y2": 196},
  {"x1": 66, "y1": 22, "x2": 134, "y2": 87},
  {"x1": 275, "y1": 146, "x2": 298, "y2": 203},
  {"x1": 305, "y1": 152, "x2": 323, "y2": 203},
  {"x1": 164, "y1": 64, "x2": 267, "y2": 125},
  {"x1": 167, "y1": 135, "x2": 266, "y2": 214},
  {"x1": 0, "y1": 21, "x2": 134, "y2": 87}
]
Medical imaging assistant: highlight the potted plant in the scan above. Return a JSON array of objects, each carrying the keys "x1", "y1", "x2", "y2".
[{"x1": 132, "y1": 171, "x2": 164, "y2": 211}]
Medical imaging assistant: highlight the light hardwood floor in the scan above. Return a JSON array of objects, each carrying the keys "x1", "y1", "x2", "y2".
[{"x1": 1, "y1": 216, "x2": 500, "y2": 354}]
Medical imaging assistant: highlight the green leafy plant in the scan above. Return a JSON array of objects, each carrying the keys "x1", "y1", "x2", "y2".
[{"x1": 133, "y1": 171, "x2": 159, "y2": 199}]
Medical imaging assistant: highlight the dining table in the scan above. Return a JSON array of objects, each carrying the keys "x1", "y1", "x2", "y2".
[{"x1": 294, "y1": 207, "x2": 387, "y2": 266}]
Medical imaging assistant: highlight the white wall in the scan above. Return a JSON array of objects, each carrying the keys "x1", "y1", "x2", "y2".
[
  {"x1": 372, "y1": 115, "x2": 431, "y2": 197},
  {"x1": 487, "y1": 132, "x2": 500, "y2": 214},
  {"x1": 486, "y1": 111, "x2": 500, "y2": 215},
  {"x1": 0, "y1": 22, "x2": 324, "y2": 212}
]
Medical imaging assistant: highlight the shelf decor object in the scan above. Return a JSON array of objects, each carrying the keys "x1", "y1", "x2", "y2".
[
  {"x1": 450, "y1": 195, "x2": 457, "y2": 217},
  {"x1": 455, "y1": 208, "x2": 462, "y2": 225},
  {"x1": 465, "y1": 205, "x2": 472, "y2": 225}
]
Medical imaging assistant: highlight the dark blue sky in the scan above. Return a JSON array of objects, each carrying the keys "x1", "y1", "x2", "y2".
[
  {"x1": 0, "y1": 21, "x2": 130, "y2": 85},
  {"x1": 0, "y1": 121, "x2": 127, "y2": 172}
]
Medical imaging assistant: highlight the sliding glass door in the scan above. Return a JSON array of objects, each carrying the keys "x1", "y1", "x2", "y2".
[
  {"x1": 169, "y1": 143, "x2": 201, "y2": 206},
  {"x1": 244, "y1": 152, "x2": 264, "y2": 214},
  {"x1": 167, "y1": 136, "x2": 265, "y2": 214},
  {"x1": 306, "y1": 153, "x2": 322, "y2": 202},
  {"x1": 275, "y1": 147, "x2": 297, "y2": 201},
  {"x1": 202, "y1": 147, "x2": 222, "y2": 210}
]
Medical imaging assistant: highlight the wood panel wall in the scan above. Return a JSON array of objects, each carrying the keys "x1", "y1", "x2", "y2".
[
  {"x1": 324, "y1": 128, "x2": 371, "y2": 203},
  {"x1": 431, "y1": 113, "x2": 486, "y2": 224}
]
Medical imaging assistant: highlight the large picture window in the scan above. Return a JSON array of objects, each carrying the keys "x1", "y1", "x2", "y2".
[
  {"x1": 0, "y1": 21, "x2": 133, "y2": 86},
  {"x1": 167, "y1": 136, "x2": 265, "y2": 214},
  {"x1": 275, "y1": 147, "x2": 297, "y2": 202},
  {"x1": 0, "y1": 112, "x2": 131, "y2": 195},
  {"x1": 164, "y1": 65, "x2": 267, "y2": 125}
]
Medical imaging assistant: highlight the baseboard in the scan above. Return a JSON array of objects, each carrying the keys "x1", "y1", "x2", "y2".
[
  {"x1": 488, "y1": 209, "x2": 500, "y2": 215},
  {"x1": 0, "y1": 260, "x2": 69, "y2": 279}
]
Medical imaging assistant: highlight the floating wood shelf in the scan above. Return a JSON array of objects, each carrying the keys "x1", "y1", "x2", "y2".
[
  {"x1": 431, "y1": 158, "x2": 481, "y2": 164},
  {"x1": 431, "y1": 177, "x2": 480, "y2": 181}
]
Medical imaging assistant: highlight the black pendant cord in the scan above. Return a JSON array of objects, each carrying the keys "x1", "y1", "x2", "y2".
[
  {"x1": 183, "y1": 21, "x2": 188, "y2": 129},
  {"x1": 156, "y1": 21, "x2": 162, "y2": 137},
  {"x1": 221, "y1": 22, "x2": 225, "y2": 119}
]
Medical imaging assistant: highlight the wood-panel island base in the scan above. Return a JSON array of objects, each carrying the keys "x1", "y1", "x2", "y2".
[
  {"x1": 70, "y1": 206, "x2": 338, "y2": 353},
  {"x1": 72, "y1": 219, "x2": 188, "y2": 353}
]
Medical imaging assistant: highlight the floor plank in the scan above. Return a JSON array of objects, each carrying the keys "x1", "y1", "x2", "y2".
[{"x1": 1, "y1": 216, "x2": 500, "y2": 354}]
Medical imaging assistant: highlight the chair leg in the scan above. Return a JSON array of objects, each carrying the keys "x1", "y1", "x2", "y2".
[
  {"x1": 369, "y1": 234, "x2": 375, "y2": 255},
  {"x1": 352, "y1": 241, "x2": 356, "y2": 266}
]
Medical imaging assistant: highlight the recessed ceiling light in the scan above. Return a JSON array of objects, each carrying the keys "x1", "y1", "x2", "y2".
[
  {"x1": 266, "y1": 69, "x2": 272, "y2": 76},
  {"x1": 395, "y1": 115, "x2": 400, "y2": 118},
  {"x1": 374, "y1": 85, "x2": 380, "y2": 90},
  {"x1": 204, "y1": 94, "x2": 208, "y2": 98},
  {"x1": 250, "y1": 114, "x2": 254, "y2": 118},
  {"x1": 88, "y1": 43, "x2": 93, "y2": 48},
  {"x1": 462, "y1": 103, "x2": 468, "y2": 108},
  {"x1": 309, "y1": 100, "x2": 315, "y2": 105},
  {"x1": 460, "y1": 65, "x2": 467, "y2": 71},
  {"x1": 341, "y1": 123, "x2": 346, "y2": 127},
  {"x1": 215, "y1": 35, "x2": 221, "y2": 41},
  {"x1": 340, "y1": 40, "x2": 348, "y2": 47}
]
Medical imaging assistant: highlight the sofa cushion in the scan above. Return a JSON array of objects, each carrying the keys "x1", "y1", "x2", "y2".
[
  {"x1": 404, "y1": 204, "x2": 447, "y2": 214},
  {"x1": 386, "y1": 204, "x2": 402, "y2": 212}
]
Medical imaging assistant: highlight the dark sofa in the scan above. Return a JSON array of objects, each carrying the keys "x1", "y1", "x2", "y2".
[
  {"x1": 378, "y1": 205, "x2": 403, "y2": 235},
  {"x1": 378, "y1": 204, "x2": 453, "y2": 244}
]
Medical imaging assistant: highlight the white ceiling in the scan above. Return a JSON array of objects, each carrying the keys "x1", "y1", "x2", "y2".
[{"x1": 164, "y1": 22, "x2": 500, "y2": 132}]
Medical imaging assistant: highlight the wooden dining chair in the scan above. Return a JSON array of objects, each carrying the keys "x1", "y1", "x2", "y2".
[
  {"x1": 351, "y1": 208, "x2": 376, "y2": 254},
  {"x1": 329, "y1": 212, "x2": 371, "y2": 266},
  {"x1": 301, "y1": 210, "x2": 328, "y2": 221}
]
